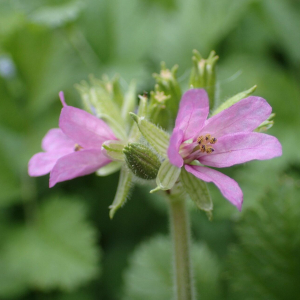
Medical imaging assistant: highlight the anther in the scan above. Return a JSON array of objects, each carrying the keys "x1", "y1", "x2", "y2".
[
  {"x1": 206, "y1": 147, "x2": 214, "y2": 154},
  {"x1": 197, "y1": 136, "x2": 204, "y2": 144},
  {"x1": 210, "y1": 137, "x2": 217, "y2": 144},
  {"x1": 200, "y1": 145, "x2": 206, "y2": 153},
  {"x1": 205, "y1": 134, "x2": 211, "y2": 141}
]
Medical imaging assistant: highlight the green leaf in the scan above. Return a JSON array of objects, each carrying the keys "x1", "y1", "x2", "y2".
[
  {"x1": 28, "y1": 1, "x2": 84, "y2": 28},
  {"x1": 212, "y1": 85, "x2": 257, "y2": 116},
  {"x1": 151, "y1": 159, "x2": 181, "y2": 192},
  {"x1": 181, "y1": 168, "x2": 213, "y2": 213},
  {"x1": 122, "y1": 235, "x2": 221, "y2": 300},
  {"x1": 227, "y1": 179, "x2": 300, "y2": 300},
  {"x1": 0, "y1": 251, "x2": 28, "y2": 298},
  {"x1": 0, "y1": 158, "x2": 21, "y2": 207},
  {"x1": 0, "y1": 127, "x2": 25, "y2": 206},
  {"x1": 0, "y1": 3, "x2": 25, "y2": 39},
  {"x1": 261, "y1": 0, "x2": 300, "y2": 64},
  {"x1": 50, "y1": 290, "x2": 95, "y2": 300},
  {"x1": 130, "y1": 113, "x2": 170, "y2": 156},
  {"x1": 109, "y1": 166, "x2": 133, "y2": 219},
  {"x1": 1, "y1": 197, "x2": 100, "y2": 292}
]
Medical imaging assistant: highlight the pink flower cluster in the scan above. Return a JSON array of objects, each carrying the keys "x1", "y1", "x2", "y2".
[
  {"x1": 168, "y1": 89, "x2": 282, "y2": 210},
  {"x1": 29, "y1": 89, "x2": 282, "y2": 212},
  {"x1": 28, "y1": 92, "x2": 117, "y2": 187}
]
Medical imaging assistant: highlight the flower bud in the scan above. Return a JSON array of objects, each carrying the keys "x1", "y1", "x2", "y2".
[
  {"x1": 123, "y1": 143, "x2": 161, "y2": 180},
  {"x1": 151, "y1": 62, "x2": 181, "y2": 128},
  {"x1": 147, "y1": 90, "x2": 171, "y2": 129},
  {"x1": 255, "y1": 113, "x2": 275, "y2": 132},
  {"x1": 190, "y1": 50, "x2": 219, "y2": 109}
]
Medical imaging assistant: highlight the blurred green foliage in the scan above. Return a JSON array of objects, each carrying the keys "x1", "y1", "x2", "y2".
[
  {"x1": 0, "y1": 0, "x2": 299, "y2": 299},
  {"x1": 122, "y1": 236, "x2": 221, "y2": 300},
  {"x1": 227, "y1": 176, "x2": 300, "y2": 300}
]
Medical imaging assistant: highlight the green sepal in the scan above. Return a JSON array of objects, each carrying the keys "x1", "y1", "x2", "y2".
[
  {"x1": 96, "y1": 161, "x2": 122, "y2": 176},
  {"x1": 212, "y1": 85, "x2": 257, "y2": 116},
  {"x1": 75, "y1": 76, "x2": 127, "y2": 140},
  {"x1": 123, "y1": 143, "x2": 161, "y2": 180},
  {"x1": 180, "y1": 168, "x2": 213, "y2": 213},
  {"x1": 128, "y1": 95, "x2": 147, "y2": 141},
  {"x1": 130, "y1": 113, "x2": 169, "y2": 157},
  {"x1": 111, "y1": 75, "x2": 124, "y2": 107},
  {"x1": 151, "y1": 159, "x2": 181, "y2": 193},
  {"x1": 255, "y1": 113, "x2": 275, "y2": 132},
  {"x1": 122, "y1": 80, "x2": 137, "y2": 125},
  {"x1": 102, "y1": 140, "x2": 125, "y2": 161},
  {"x1": 89, "y1": 88, "x2": 127, "y2": 140},
  {"x1": 89, "y1": 74, "x2": 124, "y2": 107},
  {"x1": 109, "y1": 166, "x2": 133, "y2": 219},
  {"x1": 190, "y1": 50, "x2": 219, "y2": 109}
]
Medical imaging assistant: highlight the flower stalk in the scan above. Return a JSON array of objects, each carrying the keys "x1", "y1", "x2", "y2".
[{"x1": 169, "y1": 195, "x2": 195, "y2": 300}]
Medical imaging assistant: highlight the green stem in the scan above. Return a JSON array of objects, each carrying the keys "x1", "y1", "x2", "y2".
[{"x1": 169, "y1": 197, "x2": 195, "y2": 300}]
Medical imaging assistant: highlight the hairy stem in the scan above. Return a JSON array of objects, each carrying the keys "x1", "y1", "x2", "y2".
[{"x1": 169, "y1": 196, "x2": 195, "y2": 300}]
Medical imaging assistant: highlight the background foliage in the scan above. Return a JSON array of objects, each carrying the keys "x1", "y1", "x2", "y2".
[{"x1": 0, "y1": 0, "x2": 299, "y2": 299}]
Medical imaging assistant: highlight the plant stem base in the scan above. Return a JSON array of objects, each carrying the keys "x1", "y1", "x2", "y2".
[{"x1": 169, "y1": 197, "x2": 195, "y2": 300}]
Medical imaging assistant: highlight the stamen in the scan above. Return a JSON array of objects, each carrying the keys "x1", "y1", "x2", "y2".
[
  {"x1": 205, "y1": 147, "x2": 214, "y2": 154},
  {"x1": 205, "y1": 134, "x2": 211, "y2": 141},
  {"x1": 74, "y1": 144, "x2": 83, "y2": 151},
  {"x1": 210, "y1": 137, "x2": 217, "y2": 144},
  {"x1": 197, "y1": 136, "x2": 204, "y2": 144},
  {"x1": 196, "y1": 134, "x2": 217, "y2": 153}
]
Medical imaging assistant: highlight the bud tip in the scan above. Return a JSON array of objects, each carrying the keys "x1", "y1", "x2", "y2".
[{"x1": 129, "y1": 112, "x2": 139, "y2": 123}]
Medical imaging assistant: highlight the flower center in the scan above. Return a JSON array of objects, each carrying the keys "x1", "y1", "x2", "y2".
[
  {"x1": 196, "y1": 134, "x2": 217, "y2": 154},
  {"x1": 74, "y1": 144, "x2": 83, "y2": 151}
]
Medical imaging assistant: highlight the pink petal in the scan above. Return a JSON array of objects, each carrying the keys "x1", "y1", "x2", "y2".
[
  {"x1": 28, "y1": 149, "x2": 72, "y2": 177},
  {"x1": 59, "y1": 91, "x2": 67, "y2": 107},
  {"x1": 201, "y1": 96, "x2": 272, "y2": 138},
  {"x1": 185, "y1": 165, "x2": 243, "y2": 210},
  {"x1": 49, "y1": 149, "x2": 111, "y2": 187},
  {"x1": 42, "y1": 128, "x2": 75, "y2": 152},
  {"x1": 59, "y1": 106, "x2": 117, "y2": 149},
  {"x1": 198, "y1": 132, "x2": 282, "y2": 168},
  {"x1": 175, "y1": 89, "x2": 209, "y2": 140},
  {"x1": 168, "y1": 129, "x2": 184, "y2": 168}
]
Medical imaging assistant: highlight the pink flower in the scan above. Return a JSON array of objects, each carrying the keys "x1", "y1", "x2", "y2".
[
  {"x1": 168, "y1": 89, "x2": 282, "y2": 210},
  {"x1": 28, "y1": 92, "x2": 117, "y2": 187}
]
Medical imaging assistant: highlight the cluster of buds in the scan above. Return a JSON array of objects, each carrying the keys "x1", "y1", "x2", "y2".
[
  {"x1": 190, "y1": 50, "x2": 219, "y2": 109},
  {"x1": 148, "y1": 62, "x2": 181, "y2": 129},
  {"x1": 28, "y1": 51, "x2": 281, "y2": 217}
]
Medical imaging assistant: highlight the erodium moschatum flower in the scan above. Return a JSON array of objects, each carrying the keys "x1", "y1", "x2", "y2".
[
  {"x1": 28, "y1": 92, "x2": 117, "y2": 187},
  {"x1": 167, "y1": 89, "x2": 282, "y2": 210}
]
